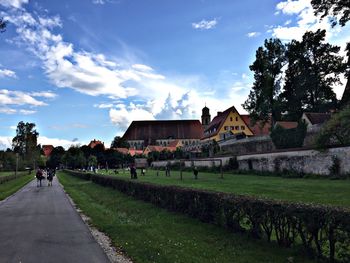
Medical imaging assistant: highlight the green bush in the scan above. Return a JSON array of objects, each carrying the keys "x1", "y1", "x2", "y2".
[
  {"x1": 66, "y1": 170, "x2": 350, "y2": 262},
  {"x1": 270, "y1": 121, "x2": 307, "y2": 149},
  {"x1": 316, "y1": 107, "x2": 350, "y2": 149}
]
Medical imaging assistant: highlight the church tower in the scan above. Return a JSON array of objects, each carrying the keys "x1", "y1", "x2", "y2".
[{"x1": 201, "y1": 105, "x2": 211, "y2": 130}]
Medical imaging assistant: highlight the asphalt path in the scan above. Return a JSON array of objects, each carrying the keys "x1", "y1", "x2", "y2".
[{"x1": 0, "y1": 176, "x2": 110, "y2": 263}]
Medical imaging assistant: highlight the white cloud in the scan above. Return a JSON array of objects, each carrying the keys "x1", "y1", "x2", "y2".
[
  {"x1": 0, "y1": 0, "x2": 28, "y2": 9},
  {"x1": 247, "y1": 32, "x2": 260, "y2": 38},
  {"x1": 0, "y1": 69, "x2": 17, "y2": 78},
  {"x1": 0, "y1": 136, "x2": 12, "y2": 150},
  {"x1": 92, "y1": 0, "x2": 105, "y2": 4},
  {"x1": 19, "y1": 109, "x2": 36, "y2": 115},
  {"x1": 31, "y1": 91, "x2": 57, "y2": 99},
  {"x1": 94, "y1": 103, "x2": 114, "y2": 109},
  {"x1": 0, "y1": 107, "x2": 16, "y2": 114},
  {"x1": 0, "y1": 89, "x2": 47, "y2": 106},
  {"x1": 192, "y1": 19, "x2": 218, "y2": 30}
]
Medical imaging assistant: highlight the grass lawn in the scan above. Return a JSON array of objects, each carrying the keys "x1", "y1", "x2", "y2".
[
  {"x1": 97, "y1": 169, "x2": 350, "y2": 208},
  {"x1": 0, "y1": 174, "x2": 33, "y2": 200},
  {"x1": 0, "y1": 171, "x2": 27, "y2": 177},
  {"x1": 58, "y1": 171, "x2": 314, "y2": 263}
]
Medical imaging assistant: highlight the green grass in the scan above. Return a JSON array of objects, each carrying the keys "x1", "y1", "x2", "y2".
[
  {"x1": 0, "y1": 171, "x2": 27, "y2": 177},
  {"x1": 0, "y1": 174, "x2": 33, "y2": 200},
  {"x1": 98, "y1": 169, "x2": 350, "y2": 207},
  {"x1": 58, "y1": 171, "x2": 314, "y2": 263}
]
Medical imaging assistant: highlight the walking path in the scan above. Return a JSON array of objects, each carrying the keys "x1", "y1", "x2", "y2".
[{"x1": 0, "y1": 177, "x2": 110, "y2": 263}]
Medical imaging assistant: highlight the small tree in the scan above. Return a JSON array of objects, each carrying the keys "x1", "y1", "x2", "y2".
[
  {"x1": 87, "y1": 155, "x2": 98, "y2": 168},
  {"x1": 316, "y1": 106, "x2": 350, "y2": 148}
]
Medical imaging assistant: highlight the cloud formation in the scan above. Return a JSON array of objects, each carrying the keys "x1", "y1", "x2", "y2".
[
  {"x1": 0, "y1": 68, "x2": 17, "y2": 78},
  {"x1": 192, "y1": 19, "x2": 218, "y2": 30}
]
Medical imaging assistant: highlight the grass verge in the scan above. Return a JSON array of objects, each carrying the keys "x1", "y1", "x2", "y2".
[
  {"x1": 97, "y1": 169, "x2": 350, "y2": 208},
  {"x1": 0, "y1": 174, "x2": 33, "y2": 201},
  {"x1": 59, "y1": 171, "x2": 313, "y2": 263}
]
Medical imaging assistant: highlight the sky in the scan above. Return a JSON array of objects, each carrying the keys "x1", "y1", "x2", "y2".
[{"x1": 0, "y1": 0, "x2": 349, "y2": 149}]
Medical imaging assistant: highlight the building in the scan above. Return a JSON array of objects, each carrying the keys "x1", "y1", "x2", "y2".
[
  {"x1": 302, "y1": 112, "x2": 331, "y2": 131},
  {"x1": 42, "y1": 145, "x2": 54, "y2": 157},
  {"x1": 202, "y1": 106, "x2": 254, "y2": 141},
  {"x1": 274, "y1": 121, "x2": 298, "y2": 129},
  {"x1": 88, "y1": 139, "x2": 105, "y2": 149},
  {"x1": 143, "y1": 145, "x2": 177, "y2": 156},
  {"x1": 340, "y1": 78, "x2": 350, "y2": 107},
  {"x1": 122, "y1": 120, "x2": 203, "y2": 150},
  {"x1": 201, "y1": 105, "x2": 211, "y2": 130}
]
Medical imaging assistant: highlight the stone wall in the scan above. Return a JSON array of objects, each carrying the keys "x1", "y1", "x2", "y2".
[
  {"x1": 237, "y1": 146, "x2": 350, "y2": 175},
  {"x1": 219, "y1": 136, "x2": 275, "y2": 155},
  {"x1": 152, "y1": 146, "x2": 350, "y2": 176}
]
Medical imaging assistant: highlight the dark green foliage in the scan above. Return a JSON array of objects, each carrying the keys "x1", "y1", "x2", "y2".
[
  {"x1": 329, "y1": 156, "x2": 341, "y2": 178},
  {"x1": 316, "y1": 106, "x2": 350, "y2": 148},
  {"x1": 66, "y1": 170, "x2": 350, "y2": 262},
  {"x1": 280, "y1": 30, "x2": 344, "y2": 120},
  {"x1": 226, "y1": 157, "x2": 239, "y2": 170},
  {"x1": 311, "y1": 0, "x2": 350, "y2": 27},
  {"x1": 270, "y1": 121, "x2": 307, "y2": 149},
  {"x1": 0, "y1": 171, "x2": 28, "y2": 185},
  {"x1": 243, "y1": 38, "x2": 286, "y2": 126},
  {"x1": 46, "y1": 146, "x2": 65, "y2": 169},
  {"x1": 110, "y1": 136, "x2": 129, "y2": 149}
]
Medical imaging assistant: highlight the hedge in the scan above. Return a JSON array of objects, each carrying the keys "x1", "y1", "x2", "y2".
[{"x1": 64, "y1": 170, "x2": 350, "y2": 262}]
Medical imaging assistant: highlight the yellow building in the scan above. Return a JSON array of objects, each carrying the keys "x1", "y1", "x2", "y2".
[{"x1": 201, "y1": 106, "x2": 254, "y2": 141}]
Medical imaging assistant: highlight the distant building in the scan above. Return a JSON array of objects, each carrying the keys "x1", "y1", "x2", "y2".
[
  {"x1": 274, "y1": 121, "x2": 298, "y2": 129},
  {"x1": 201, "y1": 105, "x2": 211, "y2": 130},
  {"x1": 143, "y1": 145, "x2": 177, "y2": 156},
  {"x1": 302, "y1": 112, "x2": 331, "y2": 131},
  {"x1": 88, "y1": 139, "x2": 105, "y2": 149},
  {"x1": 42, "y1": 145, "x2": 54, "y2": 157},
  {"x1": 340, "y1": 78, "x2": 350, "y2": 107},
  {"x1": 202, "y1": 106, "x2": 254, "y2": 141},
  {"x1": 122, "y1": 120, "x2": 203, "y2": 150}
]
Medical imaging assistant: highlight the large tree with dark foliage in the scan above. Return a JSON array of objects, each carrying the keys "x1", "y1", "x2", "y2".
[
  {"x1": 281, "y1": 30, "x2": 345, "y2": 120},
  {"x1": 311, "y1": 0, "x2": 350, "y2": 27},
  {"x1": 46, "y1": 146, "x2": 65, "y2": 169},
  {"x1": 110, "y1": 136, "x2": 129, "y2": 148},
  {"x1": 243, "y1": 38, "x2": 286, "y2": 126}
]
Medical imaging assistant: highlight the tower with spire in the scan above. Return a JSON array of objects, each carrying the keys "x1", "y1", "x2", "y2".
[{"x1": 201, "y1": 104, "x2": 211, "y2": 130}]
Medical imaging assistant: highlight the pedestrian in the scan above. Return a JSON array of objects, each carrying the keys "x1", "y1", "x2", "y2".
[
  {"x1": 36, "y1": 168, "x2": 43, "y2": 187},
  {"x1": 165, "y1": 163, "x2": 170, "y2": 177}
]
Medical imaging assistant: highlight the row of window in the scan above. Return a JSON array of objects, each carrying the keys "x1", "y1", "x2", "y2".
[
  {"x1": 224, "y1": 125, "x2": 245, "y2": 131},
  {"x1": 230, "y1": 117, "x2": 239, "y2": 122}
]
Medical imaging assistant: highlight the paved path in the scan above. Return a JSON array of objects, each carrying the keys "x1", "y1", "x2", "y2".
[{"x1": 0, "y1": 177, "x2": 110, "y2": 263}]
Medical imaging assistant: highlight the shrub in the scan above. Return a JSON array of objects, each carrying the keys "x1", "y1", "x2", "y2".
[
  {"x1": 270, "y1": 121, "x2": 307, "y2": 149},
  {"x1": 66, "y1": 170, "x2": 350, "y2": 262}
]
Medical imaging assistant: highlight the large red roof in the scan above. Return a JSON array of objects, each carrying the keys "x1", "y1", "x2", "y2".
[{"x1": 241, "y1": 115, "x2": 271, "y2": 136}]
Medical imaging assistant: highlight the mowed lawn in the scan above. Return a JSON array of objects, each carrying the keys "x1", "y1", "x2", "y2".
[
  {"x1": 98, "y1": 169, "x2": 350, "y2": 208},
  {"x1": 58, "y1": 171, "x2": 313, "y2": 263},
  {"x1": 0, "y1": 172, "x2": 33, "y2": 200}
]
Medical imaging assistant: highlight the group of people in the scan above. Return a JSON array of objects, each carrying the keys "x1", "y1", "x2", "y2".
[{"x1": 36, "y1": 168, "x2": 56, "y2": 187}]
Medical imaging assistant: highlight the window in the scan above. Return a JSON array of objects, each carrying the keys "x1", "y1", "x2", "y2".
[
  {"x1": 236, "y1": 117, "x2": 238, "y2": 121},
  {"x1": 230, "y1": 117, "x2": 233, "y2": 121},
  {"x1": 235, "y1": 126, "x2": 239, "y2": 130},
  {"x1": 224, "y1": 126, "x2": 228, "y2": 130},
  {"x1": 241, "y1": 126, "x2": 245, "y2": 130},
  {"x1": 231, "y1": 126, "x2": 235, "y2": 130}
]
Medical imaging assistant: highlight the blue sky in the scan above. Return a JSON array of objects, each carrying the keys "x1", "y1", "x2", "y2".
[{"x1": 0, "y1": 0, "x2": 349, "y2": 149}]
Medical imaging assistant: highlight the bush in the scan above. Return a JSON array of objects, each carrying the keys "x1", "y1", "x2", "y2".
[
  {"x1": 66, "y1": 170, "x2": 350, "y2": 262},
  {"x1": 316, "y1": 107, "x2": 350, "y2": 149},
  {"x1": 270, "y1": 121, "x2": 307, "y2": 149}
]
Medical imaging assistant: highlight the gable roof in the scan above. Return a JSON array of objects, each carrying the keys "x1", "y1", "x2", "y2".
[
  {"x1": 303, "y1": 112, "x2": 331, "y2": 125},
  {"x1": 202, "y1": 106, "x2": 254, "y2": 139},
  {"x1": 241, "y1": 115, "x2": 271, "y2": 136},
  {"x1": 122, "y1": 120, "x2": 203, "y2": 145}
]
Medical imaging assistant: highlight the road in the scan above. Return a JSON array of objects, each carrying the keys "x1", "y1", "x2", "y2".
[{"x1": 0, "y1": 176, "x2": 110, "y2": 263}]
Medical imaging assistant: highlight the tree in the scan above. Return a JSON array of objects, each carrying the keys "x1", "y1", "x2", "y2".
[
  {"x1": 12, "y1": 121, "x2": 40, "y2": 168},
  {"x1": 281, "y1": 30, "x2": 345, "y2": 119},
  {"x1": 110, "y1": 136, "x2": 129, "y2": 148},
  {"x1": 87, "y1": 155, "x2": 97, "y2": 167},
  {"x1": 311, "y1": 0, "x2": 350, "y2": 27},
  {"x1": 316, "y1": 106, "x2": 350, "y2": 148},
  {"x1": 0, "y1": 18, "x2": 6, "y2": 33},
  {"x1": 243, "y1": 38, "x2": 286, "y2": 126},
  {"x1": 46, "y1": 146, "x2": 65, "y2": 169}
]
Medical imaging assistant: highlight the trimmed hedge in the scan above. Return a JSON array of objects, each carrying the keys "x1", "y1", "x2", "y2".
[{"x1": 65, "y1": 170, "x2": 350, "y2": 262}]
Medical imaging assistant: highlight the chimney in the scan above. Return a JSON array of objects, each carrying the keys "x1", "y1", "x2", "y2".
[{"x1": 217, "y1": 111, "x2": 222, "y2": 116}]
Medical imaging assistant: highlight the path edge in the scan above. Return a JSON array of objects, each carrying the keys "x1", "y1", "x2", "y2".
[{"x1": 57, "y1": 176, "x2": 133, "y2": 263}]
